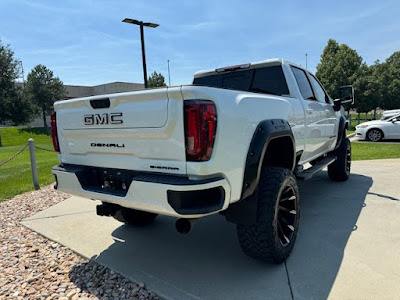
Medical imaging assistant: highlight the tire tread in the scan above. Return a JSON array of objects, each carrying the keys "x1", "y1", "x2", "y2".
[
  {"x1": 237, "y1": 167, "x2": 300, "y2": 263},
  {"x1": 328, "y1": 137, "x2": 351, "y2": 181}
]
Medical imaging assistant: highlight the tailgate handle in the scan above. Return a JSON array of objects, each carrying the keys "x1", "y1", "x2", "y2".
[{"x1": 90, "y1": 98, "x2": 110, "y2": 109}]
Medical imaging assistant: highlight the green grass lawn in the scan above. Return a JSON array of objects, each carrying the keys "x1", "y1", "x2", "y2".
[
  {"x1": 0, "y1": 127, "x2": 58, "y2": 201},
  {"x1": 0, "y1": 127, "x2": 51, "y2": 146},
  {"x1": 352, "y1": 143, "x2": 400, "y2": 161}
]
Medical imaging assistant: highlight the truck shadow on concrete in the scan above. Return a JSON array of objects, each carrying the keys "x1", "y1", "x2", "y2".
[{"x1": 72, "y1": 172, "x2": 373, "y2": 300}]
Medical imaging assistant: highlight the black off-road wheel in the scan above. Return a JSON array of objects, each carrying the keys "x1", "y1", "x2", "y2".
[
  {"x1": 237, "y1": 167, "x2": 300, "y2": 263},
  {"x1": 113, "y1": 208, "x2": 158, "y2": 226},
  {"x1": 328, "y1": 137, "x2": 351, "y2": 182}
]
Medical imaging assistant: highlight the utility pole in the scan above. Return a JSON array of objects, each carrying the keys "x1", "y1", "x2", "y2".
[
  {"x1": 167, "y1": 60, "x2": 171, "y2": 86},
  {"x1": 122, "y1": 18, "x2": 159, "y2": 88}
]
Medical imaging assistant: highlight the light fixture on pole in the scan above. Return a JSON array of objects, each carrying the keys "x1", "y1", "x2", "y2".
[{"x1": 122, "y1": 18, "x2": 159, "y2": 88}]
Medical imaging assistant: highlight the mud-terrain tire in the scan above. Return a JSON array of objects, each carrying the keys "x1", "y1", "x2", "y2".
[
  {"x1": 113, "y1": 208, "x2": 158, "y2": 226},
  {"x1": 237, "y1": 167, "x2": 300, "y2": 263},
  {"x1": 328, "y1": 137, "x2": 351, "y2": 182}
]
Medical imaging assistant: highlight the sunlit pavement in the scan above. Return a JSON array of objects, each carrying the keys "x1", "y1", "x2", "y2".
[{"x1": 22, "y1": 159, "x2": 400, "y2": 300}]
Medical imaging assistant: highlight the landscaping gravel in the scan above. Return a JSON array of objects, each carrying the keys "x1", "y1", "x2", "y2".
[{"x1": 0, "y1": 185, "x2": 161, "y2": 300}]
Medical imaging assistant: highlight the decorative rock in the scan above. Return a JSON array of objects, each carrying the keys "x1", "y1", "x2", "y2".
[
  {"x1": 71, "y1": 294, "x2": 79, "y2": 300},
  {"x1": 0, "y1": 185, "x2": 161, "y2": 300}
]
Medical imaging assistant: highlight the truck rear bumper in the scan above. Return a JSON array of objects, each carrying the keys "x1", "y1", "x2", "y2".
[{"x1": 52, "y1": 164, "x2": 231, "y2": 218}]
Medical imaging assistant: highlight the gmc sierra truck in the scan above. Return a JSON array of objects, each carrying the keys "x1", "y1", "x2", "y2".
[{"x1": 51, "y1": 59, "x2": 354, "y2": 263}]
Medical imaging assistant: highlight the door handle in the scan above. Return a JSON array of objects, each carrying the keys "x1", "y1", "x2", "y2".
[
  {"x1": 307, "y1": 108, "x2": 313, "y2": 114},
  {"x1": 324, "y1": 109, "x2": 331, "y2": 114}
]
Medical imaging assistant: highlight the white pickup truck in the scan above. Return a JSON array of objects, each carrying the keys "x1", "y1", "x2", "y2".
[{"x1": 51, "y1": 58, "x2": 354, "y2": 263}]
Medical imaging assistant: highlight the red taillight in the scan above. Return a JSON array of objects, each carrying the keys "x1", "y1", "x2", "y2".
[
  {"x1": 51, "y1": 112, "x2": 60, "y2": 153},
  {"x1": 184, "y1": 100, "x2": 217, "y2": 161}
]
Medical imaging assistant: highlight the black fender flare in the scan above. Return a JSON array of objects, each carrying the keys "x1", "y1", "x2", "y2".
[
  {"x1": 224, "y1": 119, "x2": 295, "y2": 225},
  {"x1": 334, "y1": 116, "x2": 347, "y2": 150}
]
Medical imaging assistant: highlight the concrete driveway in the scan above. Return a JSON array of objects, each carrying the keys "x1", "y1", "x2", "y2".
[{"x1": 22, "y1": 160, "x2": 400, "y2": 300}]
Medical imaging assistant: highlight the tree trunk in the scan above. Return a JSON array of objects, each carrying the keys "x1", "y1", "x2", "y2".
[
  {"x1": 374, "y1": 108, "x2": 377, "y2": 120},
  {"x1": 42, "y1": 106, "x2": 47, "y2": 127}
]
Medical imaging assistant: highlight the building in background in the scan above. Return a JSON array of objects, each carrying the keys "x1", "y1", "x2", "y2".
[
  {"x1": 3, "y1": 82, "x2": 145, "y2": 127},
  {"x1": 64, "y1": 82, "x2": 144, "y2": 99},
  {"x1": 29, "y1": 82, "x2": 144, "y2": 127}
]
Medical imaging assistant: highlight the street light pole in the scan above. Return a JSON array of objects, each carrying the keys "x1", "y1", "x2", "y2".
[
  {"x1": 122, "y1": 18, "x2": 159, "y2": 89},
  {"x1": 139, "y1": 23, "x2": 148, "y2": 88}
]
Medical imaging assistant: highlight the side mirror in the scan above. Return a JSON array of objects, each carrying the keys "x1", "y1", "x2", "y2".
[
  {"x1": 333, "y1": 85, "x2": 354, "y2": 111},
  {"x1": 340, "y1": 85, "x2": 354, "y2": 104}
]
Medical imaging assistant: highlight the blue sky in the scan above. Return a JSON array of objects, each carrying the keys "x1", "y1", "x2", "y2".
[{"x1": 1, "y1": 0, "x2": 399, "y2": 86}]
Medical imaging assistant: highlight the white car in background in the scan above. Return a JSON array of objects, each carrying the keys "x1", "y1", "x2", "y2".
[
  {"x1": 381, "y1": 109, "x2": 400, "y2": 120},
  {"x1": 356, "y1": 114, "x2": 400, "y2": 141}
]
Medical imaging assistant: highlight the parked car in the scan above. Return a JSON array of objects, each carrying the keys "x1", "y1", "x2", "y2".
[
  {"x1": 381, "y1": 109, "x2": 400, "y2": 120},
  {"x1": 356, "y1": 114, "x2": 400, "y2": 141}
]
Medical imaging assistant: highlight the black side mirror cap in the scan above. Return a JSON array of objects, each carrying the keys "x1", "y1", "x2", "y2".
[
  {"x1": 339, "y1": 85, "x2": 354, "y2": 105},
  {"x1": 334, "y1": 85, "x2": 354, "y2": 111}
]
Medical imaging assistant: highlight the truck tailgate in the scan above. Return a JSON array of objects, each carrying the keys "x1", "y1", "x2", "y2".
[{"x1": 54, "y1": 87, "x2": 187, "y2": 175}]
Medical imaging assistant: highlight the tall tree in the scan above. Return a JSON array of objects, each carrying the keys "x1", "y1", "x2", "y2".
[
  {"x1": 316, "y1": 39, "x2": 362, "y2": 100},
  {"x1": 8, "y1": 86, "x2": 35, "y2": 125},
  {"x1": 352, "y1": 63, "x2": 381, "y2": 118},
  {"x1": 148, "y1": 71, "x2": 166, "y2": 88},
  {"x1": 0, "y1": 40, "x2": 34, "y2": 124},
  {"x1": 380, "y1": 51, "x2": 400, "y2": 109},
  {"x1": 25, "y1": 65, "x2": 66, "y2": 127}
]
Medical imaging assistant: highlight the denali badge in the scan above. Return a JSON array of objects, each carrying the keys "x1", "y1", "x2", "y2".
[
  {"x1": 150, "y1": 165, "x2": 179, "y2": 171},
  {"x1": 84, "y1": 113, "x2": 123, "y2": 125},
  {"x1": 91, "y1": 143, "x2": 125, "y2": 148}
]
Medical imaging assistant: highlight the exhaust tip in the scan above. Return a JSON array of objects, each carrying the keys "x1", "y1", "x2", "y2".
[{"x1": 175, "y1": 218, "x2": 194, "y2": 234}]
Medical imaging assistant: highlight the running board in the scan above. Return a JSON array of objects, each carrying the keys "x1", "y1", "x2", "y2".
[{"x1": 296, "y1": 156, "x2": 337, "y2": 180}]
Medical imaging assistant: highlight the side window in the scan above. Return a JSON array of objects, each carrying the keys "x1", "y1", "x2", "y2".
[
  {"x1": 291, "y1": 67, "x2": 314, "y2": 100},
  {"x1": 251, "y1": 66, "x2": 290, "y2": 96},
  {"x1": 308, "y1": 74, "x2": 328, "y2": 104}
]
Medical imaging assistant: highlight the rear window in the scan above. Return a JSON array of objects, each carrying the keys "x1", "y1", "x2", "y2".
[{"x1": 193, "y1": 65, "x2": 290, "y2": 96}]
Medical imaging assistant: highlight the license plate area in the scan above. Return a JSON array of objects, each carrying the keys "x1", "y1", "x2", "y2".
[
  {"x1": 75, "y1": 167, "x2": 135, "y2": 197},
  {"x1": 102, "y1": 170, "x2": 131, "y2": 191}
]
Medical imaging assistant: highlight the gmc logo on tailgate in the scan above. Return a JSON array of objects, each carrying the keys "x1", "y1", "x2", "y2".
[{"x1": 84, "y1": 113, "x2": 123, "y2": 125}]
